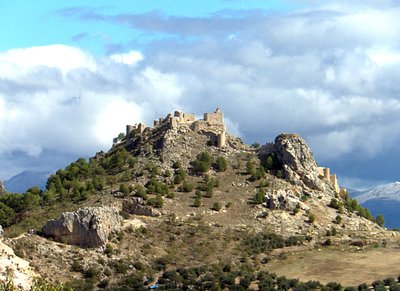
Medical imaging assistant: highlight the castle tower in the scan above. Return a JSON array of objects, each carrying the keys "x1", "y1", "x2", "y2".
[
  {"x1": 323, "y1": 168, "x2": 330, "y2": 180},
  {"x1": 218, "y1": 130, "x2": 226, "y2": 148},
  {"x1": 126, "y1": 125, "x2": 134, "y2": 139}
]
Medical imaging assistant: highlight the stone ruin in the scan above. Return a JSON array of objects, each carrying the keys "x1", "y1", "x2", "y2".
[
  {"x1": 125, "y1": 108, "x2": 226, "y2": 149},
  {"x1": 317, "y1": 167, "x2": 340, "y2": 193}
]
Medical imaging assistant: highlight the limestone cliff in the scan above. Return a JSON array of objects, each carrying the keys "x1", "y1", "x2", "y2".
[{"x1": 260, "y1": 133, "x2": 333, "y2": 193}]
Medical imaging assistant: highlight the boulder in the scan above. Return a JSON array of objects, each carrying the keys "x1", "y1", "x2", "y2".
[
  {"x1": 264, "y1": 189, "x2": 302, "y2": 211},
  {"x1": 273, "y1": 134, "x2": 325, "y2": 191},
  {"x1": 43, "y1": 207, "x2": 121, "y2": 247},
  {"x1": 122, "y1": 197, "x2": 161, "y2": 217}
]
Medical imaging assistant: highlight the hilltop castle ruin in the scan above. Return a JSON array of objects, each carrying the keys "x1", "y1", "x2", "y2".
[
  {"x1": 125, "y1": 108, "x2": 226, "y2": 149},
  {"x1": 318, "y1": 167, "x2": 340, "y2": 193}
]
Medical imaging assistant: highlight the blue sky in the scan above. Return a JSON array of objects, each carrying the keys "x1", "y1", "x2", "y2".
[
  {"x1": 0, "y1": 0, "x2": 299, "y2": 54},
  {"x1": 1, "y1": 0, "x2": 400, "y2": 190}
]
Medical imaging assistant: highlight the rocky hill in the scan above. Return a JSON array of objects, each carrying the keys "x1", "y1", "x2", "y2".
[{"x1": 0, "y1": 109, "x2": 395, "y2": 290}]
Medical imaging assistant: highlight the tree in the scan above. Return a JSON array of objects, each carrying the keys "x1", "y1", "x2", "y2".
[
  {"x1": 192, "y1": 152, "x2": 213, "y2": 173},
  {"x1": 375, "y1": 214, "x2": 385, "y2": 227},
  {"x1": 194, "y1": 197, "x2": 202, "y2": 207},
  {"x1": 215, "y1": 156, "x2": 228, "y2": 172},
  {"x1": 0, "y1": 202, "x2": 16, "y2": 227},
  {"x1": 254, "y1": 189, "x2": 265, "y2": 204}
]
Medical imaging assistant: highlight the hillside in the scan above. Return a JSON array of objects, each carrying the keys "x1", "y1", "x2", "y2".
[{"x1": 0, "y1": 109, "x2": 396, "y2": 290}]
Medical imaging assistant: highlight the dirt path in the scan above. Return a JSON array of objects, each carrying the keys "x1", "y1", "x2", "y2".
[{"x1": 267, "y1": 246, "x2": 400, "y2": 286}]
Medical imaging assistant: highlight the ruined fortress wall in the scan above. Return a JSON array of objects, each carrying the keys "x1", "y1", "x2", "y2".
[
  {"x1": 204, "y1": 110, "x2": 223, "y2": 125},
  {"x1": 126, "y1": 125, "x2": 134, "y2": 138},
  {"x1": 218, "y1": 131, "x2": 226, "y2": 148},
  {"x1": 183, "y1": 113, "x2": 195, "y2": 123},
  {"x1": 318, "y1": 167, "x2": 340, "y2": 193}
]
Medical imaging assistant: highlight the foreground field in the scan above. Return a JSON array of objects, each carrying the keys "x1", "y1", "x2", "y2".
[{"x1": 268, "y1": 243, "x2": 400, "y2": 286}]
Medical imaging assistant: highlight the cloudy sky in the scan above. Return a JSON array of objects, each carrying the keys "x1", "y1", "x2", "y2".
[{"x1": 1, "y1": 0, "x2": 400, "y2": 189}]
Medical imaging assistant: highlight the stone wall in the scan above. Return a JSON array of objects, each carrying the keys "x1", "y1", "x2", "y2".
[
  {"x1": 318, "y1": 167, "x2": 340, "y2": 193},
  {"x1": 204, "y1": 108, "x2": 223, "y2": 125}
]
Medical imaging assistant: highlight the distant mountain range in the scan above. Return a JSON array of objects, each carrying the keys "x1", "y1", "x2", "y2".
[
  {"x1": 349, "y1": 182, "x2": 400, "y2": 229},
  {"x1": 4, "y1": 171, "x2": 50, "y2": 193}
]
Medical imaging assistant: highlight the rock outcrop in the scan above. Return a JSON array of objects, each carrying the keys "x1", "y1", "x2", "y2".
[
  {"x1": 0, "y1": 240, "x2": 38, "y2": 290},
  {"x1": 261, "y1": 134, "x2": 327, "y2": 192},
  {"x1": 0, "y1": 225, "x2": 3, "y2": 237},
  {"x1": 122, "y1": 197, "x2": 162, "y2": 217},
  {"x1": 264, "y1": 189, "x2": 307, "y2": 211},
  {"x1": 43, "y1": 207, "x2": 121, "y2": 247}
]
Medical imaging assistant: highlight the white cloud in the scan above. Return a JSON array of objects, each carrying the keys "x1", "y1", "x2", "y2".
[
  {"x1": 0, "y1": 45, "x2": 96, "y2": 78},
  {"x1": 109, "y1": 51, "x2": 144, "y2": 65}
]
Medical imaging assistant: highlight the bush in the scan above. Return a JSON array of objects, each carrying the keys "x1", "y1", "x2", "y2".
[
  {"x1": 254, "y1": 189, "x2": 265, "y2": 204},
  {"x1": 328, "y1": 198, "x2": 341, "y2": 210},
  {"x1": 84, "y1": 265, "x2": 101, "y2": 279},
  {"x1": 174, "y1": 167, "x2": 186, "y2": 184},
  {"x1": 180, "y1": 180, "x2": 194, "y2": 192},
  {"x1": 375, "y1": 214, "x2": 385, "y2": 227},
  {"x1": 104, "y1": 243, "x2": 114, "y2": 256},
  {"x1": 335, "y1": 215, "x2": 342, "y2": 224},
  {"x1": 213, "y1": 202, "x2": 222, "y2": 211},
  {"x1": 194, "y1": 197, "x2": 202, "y2": 208},
  {"x1": 308, "y1": 213, "x2": 315, "y2": 223},
  {"x1": 192, "y1": 152, "x2": 213, "y2": 173},
  {"x1": 119, "y1": 183, "x2": 130, "y2": 195},
  {"x1": 215, "y1": 156, "x2": 228, "y2": 172},
  {"x1": 147, "y1": 194, "x2": 163, "y2": 208}
]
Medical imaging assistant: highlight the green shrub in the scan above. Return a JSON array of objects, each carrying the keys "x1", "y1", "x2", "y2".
[
  {"x1": 192, "y1": 152, "x2": 213, "y2": 173},
  {"x1": 215, "y1": 156, "x2": 228, "y2": 172},
  {"x1": 254, "y1": 189, "x2": 265, "y2": 204},
  {"x1": 213, "y1": 202, "x2": 222, "y2": 211},
  {"x1": 147, "y1": 194, "x2": 163, "y2": 208},
  {"x1": 104, "y1": 243, "x2": 114, "y2": 256},
  {"x1": 308, "y1": 213, "x2": 315, "y2": 223},
  {"x1": 194, "y1": 197, "x2": 202, "y2": 208}
]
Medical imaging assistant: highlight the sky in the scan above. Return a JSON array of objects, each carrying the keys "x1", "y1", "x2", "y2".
[{"x1": 1, "y1": 0, "x2": 400, "y2": 190}]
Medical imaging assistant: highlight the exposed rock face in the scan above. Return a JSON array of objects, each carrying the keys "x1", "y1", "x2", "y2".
[
  {"x1": 122, "y1": 197, "x2": 161, "y2": 217},
  {"x1": 0, "y1": 240, "x2": 38, "y2": 290},
  {"x1": 43, "y1": 207, "x2": 121, "y2": 247},
  {"x1": 270, "y1": 134, "x2": 326, "y2": 191},
  {"x1": 0, "y1": 225, "x2": 3, "y2": 237},
  {"x1": 264, "y1": 189, "x2": 306, "y2": 211}
]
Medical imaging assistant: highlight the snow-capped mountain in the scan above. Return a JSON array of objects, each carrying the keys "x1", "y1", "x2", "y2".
[{"x1": 351, "y1": 182, "x2": 400, "y2": 229}]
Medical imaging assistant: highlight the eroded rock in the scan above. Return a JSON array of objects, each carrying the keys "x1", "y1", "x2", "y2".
[
  {"x1": 122, "y1": 197, "x2": 161, "y2": 217},
  {"x1": 261, "y1": 134, "x2": 329, "y2": 192},
  {"x1": 43, "y1": 207, "x2": 121, "y2": 247},
  {"x1": 0, "y1": 240, "x2": 38, "y2": 290}
]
